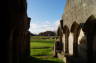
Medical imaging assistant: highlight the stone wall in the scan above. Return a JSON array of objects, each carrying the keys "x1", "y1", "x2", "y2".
[
  {"x1": 56, "y1": 0, "x2": 96, "y2": 63},
  {"x1": 62, "y1": 0, "x2": 96, "y2": 29},
  {"x1": 0, "y1": 0, "x2": 30, "y2": 63}
]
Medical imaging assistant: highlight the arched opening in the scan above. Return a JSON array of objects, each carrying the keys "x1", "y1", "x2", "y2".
[
  {"x1": 83, "y1": 15, "x2": 96, "y2": 63},
  {"x1": 69, "y1": 21, "x2": 80, "y2": 56},
  {"x1": 27, "y1": 0, "x2": 66, "y2": 63},
  {"x1": 1, "y1": 0, "x2": 66, "y2": 63}
]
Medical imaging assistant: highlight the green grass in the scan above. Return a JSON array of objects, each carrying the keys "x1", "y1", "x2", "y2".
[
  {"x1": 31, "y1": 56, "x2": 64, "y2": 63},
  {"x1": 31, "y1": 36, "x2": 56, "y2": 40},
  {"x1": 30, "y1": 36, "x2": 64, "y2": 63},
  {"x1": 30, "y1": 41, "x2": 54, "y2": 48},
  {"x1": 30, "y1": 48, "x2": 52, "y2": 56}
]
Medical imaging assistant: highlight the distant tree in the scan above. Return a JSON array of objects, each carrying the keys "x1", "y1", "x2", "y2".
[{"x1": 38, "y1": 31, "x2": 56, "y2": 36}]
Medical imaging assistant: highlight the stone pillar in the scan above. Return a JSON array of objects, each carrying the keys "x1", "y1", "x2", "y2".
[
  {"x1": 60, "y1": 19, "x2": 64, "y2": 30},
  {"x1": 73, "y1": 31, "x2": 78, "y2": 56},
  {"x1": 63, "y1": 25, "x2": 69, "y2": 56},
  {"x1": 25, "y1": 17, "x2": 31, "y2": 56}
]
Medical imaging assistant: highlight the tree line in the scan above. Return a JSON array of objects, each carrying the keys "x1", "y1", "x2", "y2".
[{"x1": 30, "y1": 31, "x2": 56, "y2": 36}]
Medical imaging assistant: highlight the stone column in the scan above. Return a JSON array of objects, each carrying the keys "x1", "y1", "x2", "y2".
[{"x1": 25, "y1": 17, "x2": 31, "y2": 56}]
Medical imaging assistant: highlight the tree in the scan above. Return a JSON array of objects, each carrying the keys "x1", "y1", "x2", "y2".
[{"x1": 38, "y1": 31, "x2": 56, "y2": 36}]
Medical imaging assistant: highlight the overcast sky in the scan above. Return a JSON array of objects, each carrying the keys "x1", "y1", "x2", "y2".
[{"x1": 27, "y1": 0, "x2": 66, "y2": 34}]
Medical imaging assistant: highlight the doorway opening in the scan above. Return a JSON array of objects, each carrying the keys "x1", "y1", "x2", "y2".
[{"x1": 27, "y1": 0, "x2": 66, "y2": 63}]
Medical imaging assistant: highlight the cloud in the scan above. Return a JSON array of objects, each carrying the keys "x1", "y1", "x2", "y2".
[
  {"x1": 29, "y1": 20, "x2": 60, "y2": 34},
  {"x1": 30, "y1": 23, "x2": 37, "y2": 29},
  {"x1": 29, "y1": 23, "x2": 38, "y2": 34},
  {"x1": 53, "y1": 20, "x2": 60, "y2": 31}
]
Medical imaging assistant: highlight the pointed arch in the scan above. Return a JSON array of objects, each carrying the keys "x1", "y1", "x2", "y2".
[
  {"x1": 83, "y1": 15, "x2": 96, "y2": 33},
  {"x1": 71, "y1": 21, "x2": 80, "y2": 33},
  {"x1": 63, "y1": 25, "x2": 69, "y2": 34},
  {"x1": 83, "y1": 15, "x2": 96, "y2": 62},
  {"x1": 60, "y1": 19, "x2": 64, "y2": 30}
]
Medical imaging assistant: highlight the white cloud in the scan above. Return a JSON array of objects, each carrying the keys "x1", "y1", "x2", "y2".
[
  {"x1": 29, "y1": 20, "x2": 60, "y2": 34},
  {"x1": 30, "y1": 23, "x2": 37, "y2": 29},
  {"x1": 29, "y1": 23, "x2": 38, "y2": 34},
  {"x1": 53, "y1": 20, "x2": 60, "y2": 31}
]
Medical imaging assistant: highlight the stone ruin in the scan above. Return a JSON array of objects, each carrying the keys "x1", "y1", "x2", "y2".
[
  {"x1": 1, "y1": 0, "x2": 96, "y2": 63},
  {"x1": 0, "y1": 0, "x2": 31, "y2": 63},
  {"x1": 54, "y1": 0, "x2": 96, "y2": 63}
]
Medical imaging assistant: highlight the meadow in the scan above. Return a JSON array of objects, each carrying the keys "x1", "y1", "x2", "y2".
[{"x1": 30, "y1": 36, "x2": 64, "y2": 63}]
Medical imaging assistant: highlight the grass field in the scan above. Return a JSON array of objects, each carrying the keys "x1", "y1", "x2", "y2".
[{"x1": 30, "y1": 36, "x2": 64, "y2": 63}]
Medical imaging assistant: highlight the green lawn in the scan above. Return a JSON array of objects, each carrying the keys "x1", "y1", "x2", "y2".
[
  {"x1": 30, "y1": 36, "x2": 64, "y2": 63},
  {"x1": 30, "y1": 48, "x2": 52, "y2": 56},
  {"x1": 30, "y1": 40, "x2": 54, "y2": 48}
]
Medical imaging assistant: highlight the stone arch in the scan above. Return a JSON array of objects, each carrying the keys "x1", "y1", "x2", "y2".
[
  {"x1": 83, "y1": 15, "x2": 96, "y2": 63},
  {"x1": 63, "y1": 25, "x2": 69, "y2": 34},
  {"x1": 69, "y1": 21, "x2": 81, "y2": 56},
  {"x1": 56, "y1": 19, "x2": 64, "y2": 40},
  {"x1": 60, "y1": 19, "x2": 64, "y2": 30},
  {"x1": 77, "y1": 23, "x2": 87, "y2": 62},
  {"x1": 57, "y1": 26, "x2": 63, "y2": 42},
  {"x1": 83, "y1": 15, "x2": 96, "y2": 33},
  {"x1": 53, "y1": 24, "x2": 64, "y2": 57},
  {"x1": 70, "y1": 21, "x2": 80, "y2": 33}
]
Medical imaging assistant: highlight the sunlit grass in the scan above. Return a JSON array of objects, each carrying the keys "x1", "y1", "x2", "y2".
[
  {"x1": 30, "y1": 36, "x2": 64, "y2": 63},
  {"x1": 30, "y1": 48, "x2": 52, "y2": 56}
]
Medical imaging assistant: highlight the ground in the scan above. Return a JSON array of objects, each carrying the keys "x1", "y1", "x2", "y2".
[{"x1": 30, "y1": 36, "x2": 64, "y2": 63}]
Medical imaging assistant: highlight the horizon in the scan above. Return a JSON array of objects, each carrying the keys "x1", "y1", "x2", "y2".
[
  {"x1": 27, "y1": 0, "x2": 66, "y2": 34},
  {"x1": 30, "y1": 30, "x2": 57, "y2": 35}
]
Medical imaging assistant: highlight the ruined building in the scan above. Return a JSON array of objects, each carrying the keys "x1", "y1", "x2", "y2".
[
  {"x1": 54, "y1": 0, "x2": 96, "y2": 63},
  {"x1": 0, "y1": 0, "x2": 31, "y2": 63},
  {"x1": 63, "y1": 0, "x2": 96, "y2": 29}
]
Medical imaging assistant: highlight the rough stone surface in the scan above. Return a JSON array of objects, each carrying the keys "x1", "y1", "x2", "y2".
[
  {"x1": 0, "y1": 0, "x2": 30, "y2": 63},
  {"x1": 62, "y1": 0, "x2": 96, "y2": 30},
  {"x1": 55, "y1": 0, "x2": 96, "y2": 63}
]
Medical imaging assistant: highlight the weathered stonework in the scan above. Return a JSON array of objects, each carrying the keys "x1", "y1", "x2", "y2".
[
  {"x1": 62, "y1": 0, "x2": 96, "y2": 29},
  {"x1": 0, "y1": 0, "x2": 30, "y2": 63},
  {"x1": 54, "y1": 0, "x2": 96, "y2": 63}
]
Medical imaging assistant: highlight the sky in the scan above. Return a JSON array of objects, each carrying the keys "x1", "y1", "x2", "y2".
[{"x1": 27, "y1": 0, "x2": 66, "y2": 34}]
